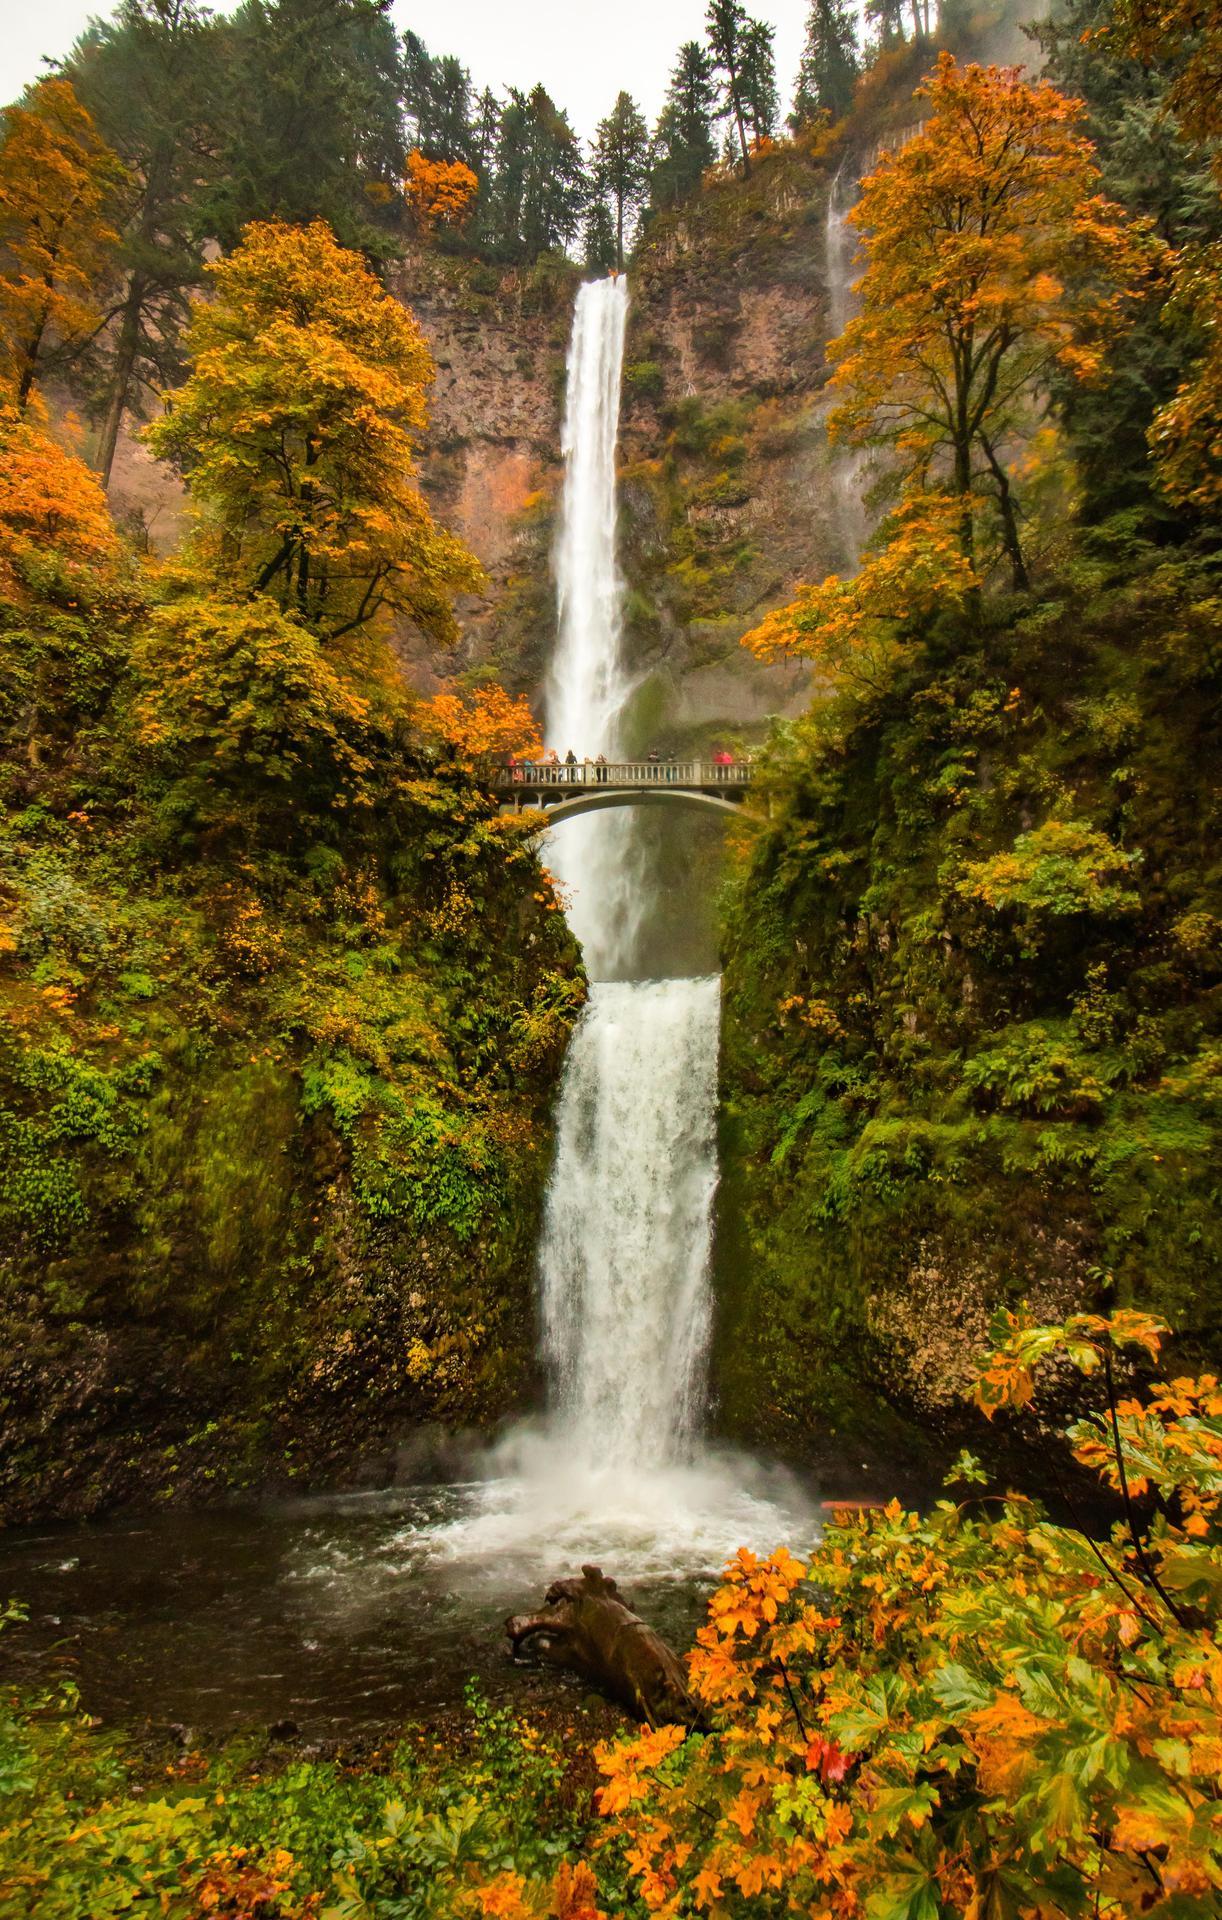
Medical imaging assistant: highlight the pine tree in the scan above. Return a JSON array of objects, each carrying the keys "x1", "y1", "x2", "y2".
[
  {"x1": 791, "y1": 0, "x2": 860, "y2": 128},
  {"x1": 1033, "y1": 0, "x2": 1222, "y2": 518},
  {"x1": 583, "y1": 199, "x2": 617, "y2": 275},
  {"x1": 204, "y1": 0, "x2": 404, "y2": 253},
  {"x1": 402, "y1": 32, "x2": 475, "y2": 166},
  {"x1": 650, "y1": 41, "x2": 717, "y2": 209},
  {"x1": 472, "y1": 87, "x2": 501, "y2": 176},
  {"x1": 65, "y1": 0, "x2": 222, "y2": 488},
  {"x1": 489, "y1": 86, "x2": 587, "y2": 263},
  {"x1": 740, "y1": 19, "x2": 779, "y2": 143},
  {"x1": 591, "y1": 92, "x2": 650, "y2": 270},
  {"x1": 706, "y1": 0, "x2": 753, "y2": 174},
  {"x1": 864, "y1": 0, "x2": 908, "y2": 52}
]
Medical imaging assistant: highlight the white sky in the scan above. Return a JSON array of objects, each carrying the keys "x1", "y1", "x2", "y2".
[{"x1": 0, "y1": 1, "x2": 812, "y2": 143}]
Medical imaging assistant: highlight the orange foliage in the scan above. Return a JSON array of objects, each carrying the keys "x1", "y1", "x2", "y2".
[
  {"x1": 830, "y1": 55, "x2": 1153, "y2": 580},
  {"x1": 741, "y1": 491, "x2": 976, "y2": 691},
  {"x1": 0, "y1": 405, "x2": 121, "y2": 599},
  {"x1": 146, "y1": 220, "x2": 483, "y2": 642},
  {"x1": 405, "y1": 150, "x2": 479, "y2": 234},
  {"x1": 0, "y1": 79, "x2": 126, "y2": 408},
  {"x1": 418, "y1": 681, "x2": 542, "y2": 768}
]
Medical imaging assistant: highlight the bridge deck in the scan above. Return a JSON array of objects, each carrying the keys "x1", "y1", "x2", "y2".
[{"x1": 494, "y1": 758, "x2": 751, "y2": 799}]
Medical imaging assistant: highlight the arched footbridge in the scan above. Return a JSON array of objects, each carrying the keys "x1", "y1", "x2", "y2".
[{"x1": 494, "y1": 758, "x2": 753, "y2": 823}]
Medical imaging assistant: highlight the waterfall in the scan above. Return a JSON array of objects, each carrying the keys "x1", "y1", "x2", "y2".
[
  {"x1": 538, "y1": 275, "x2": 719, "y2": 1473},
  {"x1": 543, "y1": 276, "x2": 642, "y2": 980},
  {"x1": 825, "y1": 163, "x2": 871, "y2": 570},
  {"x1": 539, "y1": 976, "x2": 719, "y2": 1468},
  {"x1": 407, "y1": 277, "x2": 808, "y2": 1579}
]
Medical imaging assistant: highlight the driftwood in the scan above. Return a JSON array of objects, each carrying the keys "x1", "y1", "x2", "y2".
[{"x1": 506, "y1": 1564, "x2": 695, "y2": 1725}]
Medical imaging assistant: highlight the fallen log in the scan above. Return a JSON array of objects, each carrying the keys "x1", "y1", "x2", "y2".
[{"x1": 506, "y1": 1563, "x2": 695, "y2": 1726}]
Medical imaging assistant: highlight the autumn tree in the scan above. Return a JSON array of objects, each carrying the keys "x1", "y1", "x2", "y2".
[
  {"x1": 830, "y1": 55, "x2": 1149, "y2": 588},
  {"x1": 146, "y1": 219, "x2": 482, "y2": 640},
  {"x1": 591, "y1": 93, "x2": 650, "y2": 271},
  {"x1": 650, "y1": 41, "x2": 717, "y2": 210},
  {"x1": 417, "y1": 681, "x2": 541, "y2": 771},
  {"x1": 1111, "y1": 0, "x2": 1222, "y2": 154},
  {"x1": 0, "y1": 80, "x2": 126, "y2": 411},
  {"x1": 591, "y1": 1319, "x2": 1222, "y2": 1918},
  {"x1": 0, "y1": 406, "x2": 122, "y2": 602},
  {"x1": 65, "y1": 0, "x2": 221, "y2": 489},
  {"x1": 405, "y1": 151, "x2": 478, "y2": 234},
  {"x1": 791, "y1": 0, "x2": 860, "y2": 128}
]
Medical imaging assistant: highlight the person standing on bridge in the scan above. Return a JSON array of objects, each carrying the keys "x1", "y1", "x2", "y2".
[
  {"x1": 595, "y1": 753, "x2": 607, "y2": 784},
  {"x1": 564, "y1": 748, "x2": 578, "y2": 783}
]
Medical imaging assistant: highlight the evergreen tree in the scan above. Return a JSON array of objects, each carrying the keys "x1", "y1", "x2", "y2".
[
  {"x1": 740, "y1": 18, "x2": 779, "y2": 143},
  {"x1": 650, "y1": 40, "x2": 717, "y2": 209},
  {"x1": 472, "y1": 87, "x2": 501, "y2": 176},
  {"x1": 791, "y1": 0, "x2": 860, "y2": 128},
  {"x1": 591, "y1": 91, "x2": 650, "y2": 269},
  {"x1": 490, "y1": 85, "x2": 586, "y2": 262},
  {"x1": 583, "y1": 199, "x2": 617, "y2": 274},
  {"x1": 65, "y1": 0, "x2": 223, "y2": 487},
  {"x1": 402, "y1": 28, "x2": 433, "y2": 150},
  {"x1": 864, "y1": 0, "x2": 907, "y2": 50},
  {"x1": 402, "y1": 31, "x2": 475, "y2": 166},
  {"x1": 706, "y1": 0, "x2": 753, "y2": 174},
  {"x1": 204, "y1": 0, "x2": 404, "y2": 253}
]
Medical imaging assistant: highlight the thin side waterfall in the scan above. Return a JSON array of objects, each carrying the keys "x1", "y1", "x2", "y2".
[{"x1": 825, "y1": 162, "x2": 871, "y2": 569}]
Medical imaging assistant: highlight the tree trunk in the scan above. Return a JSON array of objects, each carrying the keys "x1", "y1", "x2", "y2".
[
  {"x1": 506, "y1": 1565, "x2": 696, "y2": 1726},
  {"x1": 16, "y1": 311, "x2": 48, "y2": 411},
  {"x1": 95, "y1": 273, "x2": 147, "y2": 490},
  {"x1": 980, "y1": 433, "x2": 1028, "y2": 592},
  {"x1": 735, "y1": 101, "x2": 751, "y2": 176}
]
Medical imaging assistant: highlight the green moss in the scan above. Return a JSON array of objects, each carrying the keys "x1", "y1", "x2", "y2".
[{"x1": 715, "y1": 535, "x2": 1222, "y2": 1452}]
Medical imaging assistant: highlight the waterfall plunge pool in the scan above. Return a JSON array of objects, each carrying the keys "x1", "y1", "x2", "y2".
[{"x1": 0, "y1": 1438, "x2": 813, "y2": 1737}]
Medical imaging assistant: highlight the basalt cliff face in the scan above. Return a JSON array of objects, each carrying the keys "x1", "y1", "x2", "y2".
[{"x1": 380, "y1": 144, "x2": 857, "y2": 745}]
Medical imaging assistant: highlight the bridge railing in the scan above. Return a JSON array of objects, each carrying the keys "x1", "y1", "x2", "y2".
[{"x1": 493, "y1": 758, "x2": 751, "y2": 789}]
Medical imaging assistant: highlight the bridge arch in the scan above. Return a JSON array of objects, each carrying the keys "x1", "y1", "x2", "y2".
[{"x1": 521, "y1": 787, "x2": 747, "y2": 825}]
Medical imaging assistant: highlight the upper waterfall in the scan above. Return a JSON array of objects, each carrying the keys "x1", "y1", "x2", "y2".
[
  {"x1": 543, "y1": 276, "x2": 643, "y2": 980},
  {"x1": 547, "y1": 275, "x2": 631, "y2": 759}
]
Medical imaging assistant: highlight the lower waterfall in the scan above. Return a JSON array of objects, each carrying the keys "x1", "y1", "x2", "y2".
[{"x1": 539, "y1": 976, "x2": 720, "y2": 1470}]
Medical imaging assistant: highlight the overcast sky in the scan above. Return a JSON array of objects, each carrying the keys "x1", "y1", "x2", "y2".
[{"x1": 1, "y1": 1, "x2": 812, "y2": 143}]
